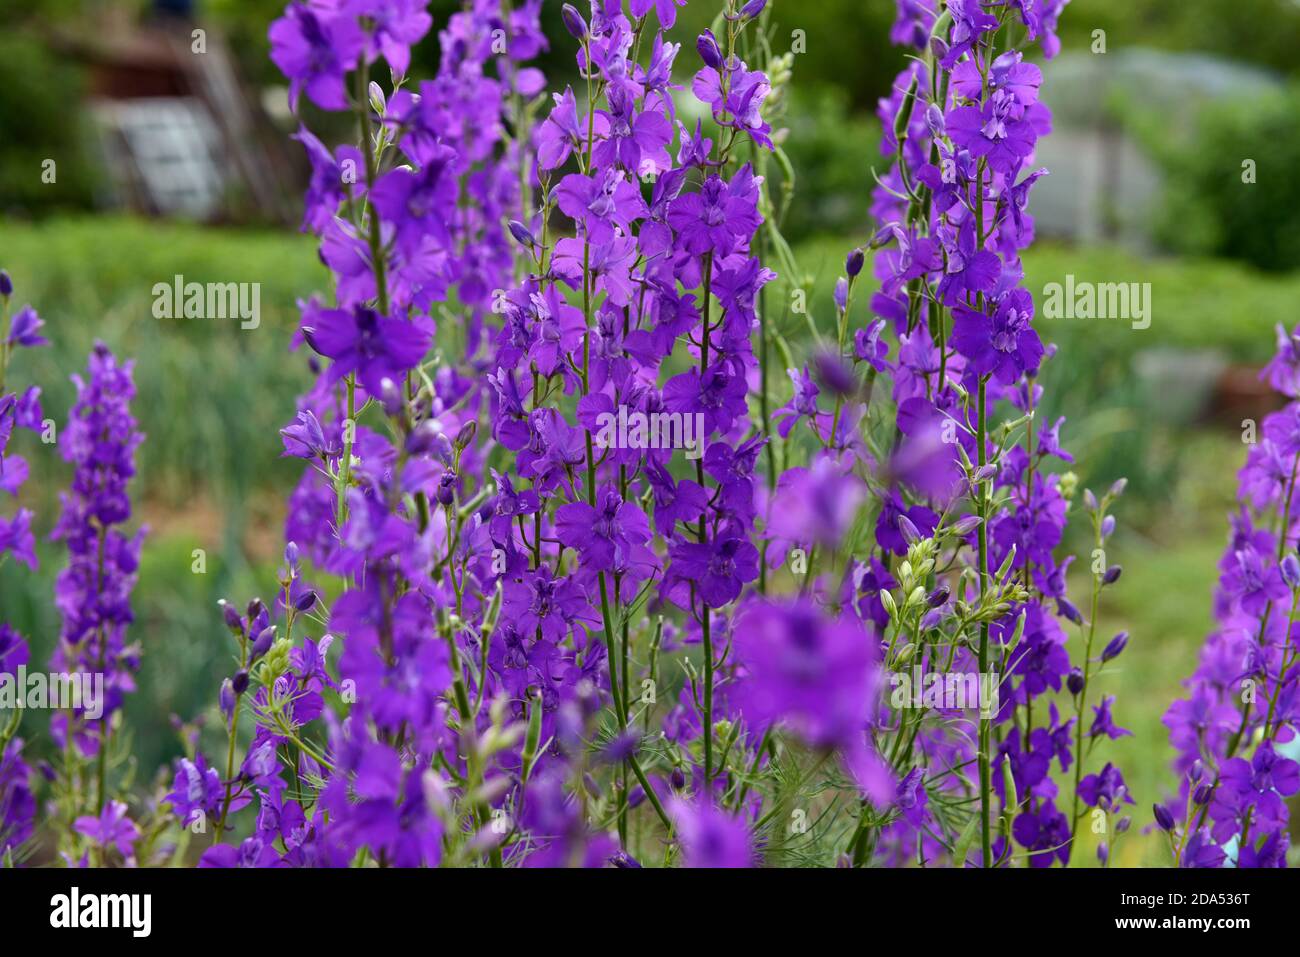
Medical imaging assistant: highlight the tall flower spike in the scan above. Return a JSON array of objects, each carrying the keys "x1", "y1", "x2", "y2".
[{"x1": 49, "y1": 341, "x2": 147, "y2": 829}]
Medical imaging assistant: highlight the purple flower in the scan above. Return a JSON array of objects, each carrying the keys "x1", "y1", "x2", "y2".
[
  {"x1": 301, "y1": 303, "x2": 430, "y2": 397},
  {"x1": 4, "y1": 306, "x2": 47, "y2": 348},
  {"x1": 1088, "y1": 695, "x2": 1132, "y2": 740},
  {"x1": 768, "y1": 457, "x2": 866, "y2": 550},
  {"x1": 369, "y1": 154, "x2": 458, "y2": 255},
  {"x1": 74, "y1": 800, "x2": 140, "y2": 859},
  {"x1": 733, "y1": 598, "x2": 892, "y2": 803},
  {"x1": 168, "y1": 754, "x2": 224, "y2": 829},
  {"x1": 1223, "y1": 547, "x2": 1289, "y2": 615},
  {"x1": 555, "y1": 489, "x2": 651, "y2": 572},
  {"x1": 1077, "y1": 762, "x2": 1133, "y2": 810},
  {"x1": 269, "y1": 3, "x2": 366, "y2": 111},
  {"x1": 668, "y1": 532, "x2": 760, "y2": 608},
  {"x1": 666, "y1": 166, "x2": 763, "y2": 257},
  {"x1": 0, "y1": 508, "x2": 36, "y2": 569},
  {"x1": 631, "y1": 0, "x2": 685, "y2": 30},
  {"x1": 668, "y1": 799, "x2": 754, "y2": 868},
  {"x1": 1180, "y1": 828, "x2": 1226, "y2": 868},
  {"x1": 951, "y1": 289, "x2": 1044, "y2": 384},
  {"x1": 556, "y1": 169, "x2": 647, "y2": 244},
  {"x1": 935, "y1": 221, "x2": 1000, "y2": 306},
  {"x1": 1012, "y1": 800, "x2": 1071, "y2": 867},
  {"x1": 0, "y1": 737, "x2": 34, "y2": 854},
  {"x1": 50, "y1": 343, "x2": 146, "y2": 752}
]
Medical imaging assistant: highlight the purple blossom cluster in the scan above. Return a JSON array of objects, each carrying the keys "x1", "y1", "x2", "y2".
[
  {"x1": 803, "y1": 0, "x2": 1137, "y2": 868},
  {"x1": 0, "y1": 268, "x2": 45, "y2": 860},
  {"x1": 46, "y1": 342, "x2": 147, "y2": 861},
  {"x1": 171, "y1": 0, "x2": 1141, "y2": 870},
  {"x1": 1160, "y1": 325, "x2": 1300, "y2": 868},
  {"x1": 5, "y1": 0, "x2": 1173, "y2": 870}
]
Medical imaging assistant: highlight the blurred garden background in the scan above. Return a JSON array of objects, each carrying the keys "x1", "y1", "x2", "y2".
[{"x1": 3, "y1": 0, "x2": 1300, "y2": 865}]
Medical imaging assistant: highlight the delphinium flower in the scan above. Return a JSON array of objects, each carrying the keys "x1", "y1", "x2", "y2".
[
  {"x1": 761, "y1": 0, "x2": 1133, "y2": 868},
  {"x1": 0, "y1": 270, "x2": 48, "y2": 864},
  {"x1": 46, "y1": 342, "x2": 147, "y2": 856},
  {"x1": 483, "y1": 0, "x2": 806, "y2": 859},
  {"x1": 194, "y1": 0, "x2": 553, "y2": 869},
  {"x1": 189, "y1": 0, "x2": 1132, "y2": 872},
  {"x1": 1162, "y1": 325, "x2": 1300, "y2": 868}
]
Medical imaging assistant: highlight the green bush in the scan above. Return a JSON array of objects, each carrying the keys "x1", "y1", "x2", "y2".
[
  {"x1": 769, "y1": 84, "x2": 882, "y2": 245},
  {"x1": 0, "y1": 34, "x2": 96, "y2": 215},
  {"x1": 1149, "y1": 84, "x2": 1300, "y2": 272}
]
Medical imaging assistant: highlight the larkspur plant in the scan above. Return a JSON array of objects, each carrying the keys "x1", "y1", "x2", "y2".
[
  {"x1": 46, "y1": 342, "x2": 147, "y2": 865},
  {"x1": 0, "y1": 0, "x2": 1192, "y2": 872},
  {"x1": 1159, "y1": 324, "x2": 1300, "y2": 868},
  {"x1": 0, "y1": 268, "x2": 45, "y2": 865},
  {"x1": 789, "y1": 0, "x2": 1137, "y2": 868}
]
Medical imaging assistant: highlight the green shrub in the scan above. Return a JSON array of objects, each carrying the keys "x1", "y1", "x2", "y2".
[{"x1": 1149, "y1": 84, "x2": 1300, "y2": 272}]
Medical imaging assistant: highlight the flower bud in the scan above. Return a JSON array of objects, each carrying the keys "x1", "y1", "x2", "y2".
[
  {"x1": 1057, "y1": 597, "x2": 1083, "y2": 625},
  {"x1": 1100, "y1": 631, "x2": 1128, "y2": 663},
  {"x1": 925, "y1": 103, "x2": 945, "y2": 137},
  {"x1": 670, "y1": 766, "x2": 686, "y2": 790},
  {"x1": 0, "y1": 270, "x2": 12, "y2": 297},
  {"x1": 1152, "y1": 803, "x2": 1175, "y2": 832},
  {"x1": 897, "y1": 514, "x2": 921, "y2": 546},
  {"x1": 561, "y1": 4, "x2": 587, "y2": 39},
  {"x1": 814, "y1": 351, "x2": 855, "y2": 397},
  {"x1": 250, "y1": 625, "x2": 276, "y2": 662},
  {"x1": 740, "y1": 0, "x2": 768, "y2": 17},
  {"x1": 697, "y1": 30, "x2": 724, "y2": 69},
  {"x1": 455, "y1": 420, "x2": 478, "y2": 451},
  {"x1": 508, "y1": 220, "x2": 535, "y2": 248},
  {"x1": 1102, "y1": 564, "x2": 1122, "y2": 586},
  {"x1": 1189, "y1": 759, "x2": 1204, "y2": 784},
  {"x1": 218, "y1": 599, "x2": 244, "y2": 634},
  {"x1": 926, "y1": 585, "x2": 950, "y2": 608},
  {"x1": 437, "y1": 471, "x2": 457, "y2": 507},
  {"x1": 368, "y1": 81, "x2": 386, "y2": 115},
  {"x1": 264, "y1": 639, "x2": 293, "y2": 681},
  {"x1": 1066, "y1": 666, "x2": 1084, "y2": 696},
  {"x1": 378, "y1": 377, "x2": 405, "y2": 418},
  {"x1": 246, "y1": 597, "x2": 265, "y2": 622},
  {"x1": 1283, "y1": 554, "x2": 1300, "y2": 590},
  {"x1": 845, "y1": 247, "x2": 865, "y2": 278},
  {"x1": 294, "y1": 589, "x2": 318, "y2": 613},
  {"x1": 929, "y1": 36, "x2": 949, "y2": 61},
  {"x1": 879, "y1": 589, "x2": 897, "y2": 619},
  {"x1": 1193, "y1": 784, "x2": 1213, "y2": 806},
  {"x1": 232, "y1": 669, "x2": 250, "y2": 696},
  {"x1": 284, "y1": 541, "x2": 299, "y2": 567},
  {"x1": 406, "y1": 419, "x2": 446, "y2": 457}
]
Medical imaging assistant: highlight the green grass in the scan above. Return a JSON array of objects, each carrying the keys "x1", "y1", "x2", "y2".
[{"x1": 0, "y1": 216, "x2": 327, "y2": 776}]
